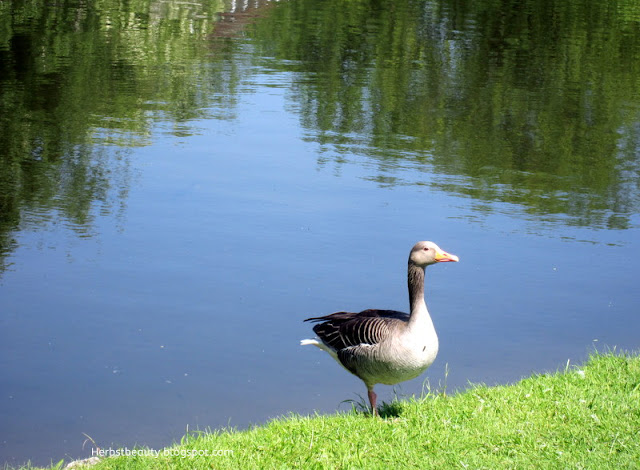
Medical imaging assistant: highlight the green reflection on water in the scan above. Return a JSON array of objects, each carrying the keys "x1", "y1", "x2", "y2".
[
  {"x1": 1, "y1": 0, "x2": 639, "y2": 272},
  {"x1": 248, "y1": 0, "x2": 640, "y2": 230},
  {"x1": 0, "y1": 0, "x2": 238, "y2": 269}
]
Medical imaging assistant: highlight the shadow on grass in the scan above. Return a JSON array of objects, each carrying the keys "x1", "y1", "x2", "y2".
[
  {"x1": 341, "y1": 395, "x2": 404, "y2": 418},
  {"x1": 378, "y1": 400, "x2": 404, "y2": 418}
]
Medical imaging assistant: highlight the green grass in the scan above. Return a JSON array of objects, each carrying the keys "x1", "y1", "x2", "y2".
[{"x1": 16, "y1": 351, "x2": 640, "y2": 469}]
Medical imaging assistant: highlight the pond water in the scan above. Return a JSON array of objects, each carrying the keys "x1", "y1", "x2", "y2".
[{"x1": 1, "y1": 0, "x2": 639, "y2": 466}]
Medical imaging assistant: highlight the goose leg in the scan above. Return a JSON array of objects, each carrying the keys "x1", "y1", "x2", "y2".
[{"x1": 367, "y1": 388, "x2": 378, "y2": 416}]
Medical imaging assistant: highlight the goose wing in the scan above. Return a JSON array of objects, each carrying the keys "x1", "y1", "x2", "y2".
[{"x1": 304, "y1": 309, "x2": 408, "y2": 351}]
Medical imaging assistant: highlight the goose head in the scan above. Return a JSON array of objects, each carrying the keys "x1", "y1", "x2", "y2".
[{"x1": 409, "y1": 241, "x2": 459, "y2": 268}]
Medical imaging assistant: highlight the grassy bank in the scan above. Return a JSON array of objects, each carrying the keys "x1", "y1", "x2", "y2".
[{"x1": 23, "y1": 351, "x2": 640, "y2": 469}]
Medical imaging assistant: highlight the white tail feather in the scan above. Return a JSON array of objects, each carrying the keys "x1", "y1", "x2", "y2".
[{"x1": 300, "y1": 337, "x2": 338, "y2": 360}]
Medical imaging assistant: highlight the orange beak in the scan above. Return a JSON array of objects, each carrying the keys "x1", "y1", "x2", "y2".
[{"x1": 434, "y1": 249, "x2": 459, "y2": 263}]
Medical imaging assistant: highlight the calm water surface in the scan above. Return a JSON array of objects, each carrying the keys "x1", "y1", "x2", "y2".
[{"x1": 1, "y1": 0, "x2": 639, "y2": 466}]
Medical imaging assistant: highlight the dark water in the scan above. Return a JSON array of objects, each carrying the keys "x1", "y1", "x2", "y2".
[{"x1": 1, "y1": 0, "x2": 639, "y2": 466}]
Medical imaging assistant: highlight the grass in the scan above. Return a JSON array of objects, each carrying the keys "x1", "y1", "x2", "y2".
[{"x1": 14, "y1": 351, "x2": 640, "y2": 469}]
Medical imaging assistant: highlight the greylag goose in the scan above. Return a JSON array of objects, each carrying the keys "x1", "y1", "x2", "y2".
[{"x1": 301, "y1": 241, "x2": 459, "y2": 415}]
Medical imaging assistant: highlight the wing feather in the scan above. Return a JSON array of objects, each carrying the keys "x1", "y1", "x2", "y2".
[{"x1": 304, "y1": 309, "x2": 408, "y2": 351}]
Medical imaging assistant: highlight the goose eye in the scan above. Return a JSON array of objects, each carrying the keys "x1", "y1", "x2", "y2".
[{"x1": 423, "y1": 247, "x2": 429, "y2": 251}]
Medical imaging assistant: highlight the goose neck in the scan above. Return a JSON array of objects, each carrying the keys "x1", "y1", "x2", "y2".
[{"x1": 408, "y1": 262, "x2": 426, "y2": 315}]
